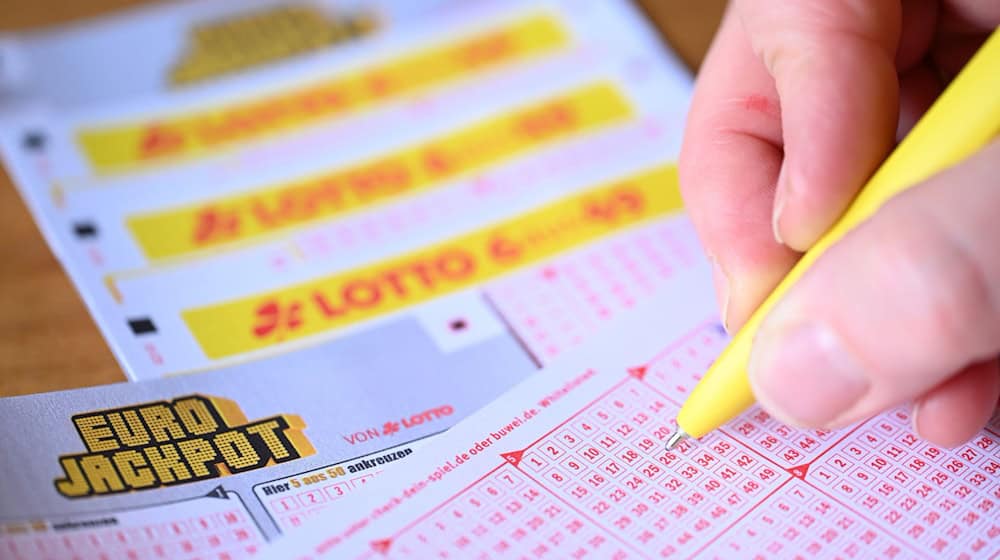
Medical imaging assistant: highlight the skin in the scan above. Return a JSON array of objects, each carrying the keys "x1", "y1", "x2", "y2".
[{"x1": 679, "y1": 0, "x2": 1000, "y2": 447}]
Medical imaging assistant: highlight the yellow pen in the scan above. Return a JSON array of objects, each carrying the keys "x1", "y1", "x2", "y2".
[{"x1": 667, "y1": 27, "x2": 1000, "y2": 450}]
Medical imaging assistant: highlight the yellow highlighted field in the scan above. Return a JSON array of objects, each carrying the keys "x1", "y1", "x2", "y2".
[
  {"x1": 77, "y1": 15, "x2": 567, "y2": 173},
  {"x1": 182, "y1": 164, "x2": 684, "y2": 359},
  {"x1": 127, "y1": 83, "x2": 632, "y2": 260}
]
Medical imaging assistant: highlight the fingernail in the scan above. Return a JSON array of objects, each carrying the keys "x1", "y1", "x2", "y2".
[
  {"x1": 772, "y1": 169, "x2": 789, "y2": 245},
  {"x1": 709, "y1": 257, "x2": 730, "y2": 332},
  {"x1": 749, "y1": 321, "x2": 869, "y2": 427},
  {"x1": 910, "y1": 402, "x2": 923, "y2": 439}
]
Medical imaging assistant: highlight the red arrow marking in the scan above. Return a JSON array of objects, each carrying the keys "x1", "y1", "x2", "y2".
[
  {"x1": 787, "y1": 463, "x2": 810, "y2": 480},
  {"x1": 627, "y1": 366, "x2": 647, "y2": 380},
  {"x1": 370, "y1": 538, "x2": 392, "y2": 554},
  {"x1": 501, "y1": 450, "x2": 524, "y2": 467}
]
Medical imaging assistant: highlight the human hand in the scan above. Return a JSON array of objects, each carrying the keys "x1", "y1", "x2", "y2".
[{"x1": 678, "y1": 1, "x2": 1000, "y2": 447}]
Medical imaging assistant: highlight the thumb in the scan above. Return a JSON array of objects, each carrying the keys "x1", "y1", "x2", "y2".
[
  {"x1": 738, "y1": 0, "x2": 901, "y2": 250},
  {"x1": 748, "y1": 138, "x2": 1000, "y2": 433}
]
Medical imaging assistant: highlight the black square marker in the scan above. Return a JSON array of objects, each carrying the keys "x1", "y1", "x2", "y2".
[
  {"x1": 73, "y1": 222, "x2": 98, "y2": 239},
  {"x1": 127, "y1": 318, "x2": 157, "y2": 336},
  {"x1": 449, "y1": 319, "x2": 468, "y2": 332},
  {"x1": 22, "y1": 131, "x2": 45, "y2": 151}
]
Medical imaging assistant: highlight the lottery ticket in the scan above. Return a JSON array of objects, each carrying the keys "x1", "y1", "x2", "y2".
[
  {"x1": 0, "y1": 306, "x2": 541, "y2": 559},
  {"x1": 257, "y1": 277, "x2": 1000, "y2": 560},
  {"x1": 0, "y1": 0, "x2": 695, "y2": 380},
  {"x1": 0, "y1": 251, "x2": 716, "y2": 560}
]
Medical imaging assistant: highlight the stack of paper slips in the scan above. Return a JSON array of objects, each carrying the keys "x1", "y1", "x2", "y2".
[{"x1": 0, "y1": 1, "x2": 996, "y2": 559}]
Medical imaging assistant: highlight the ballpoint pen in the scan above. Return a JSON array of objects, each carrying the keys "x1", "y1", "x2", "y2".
[{"x1": 667, "y1": 27, "x2": 1000, "y2": 450}]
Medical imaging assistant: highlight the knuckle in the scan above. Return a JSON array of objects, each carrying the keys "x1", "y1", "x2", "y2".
[
  {"x1": 875, "y1": 200, "x2": 997, "y2": 355},
  {"x1": 743, "y1": 0, "x2": 897, "y2": 75}
]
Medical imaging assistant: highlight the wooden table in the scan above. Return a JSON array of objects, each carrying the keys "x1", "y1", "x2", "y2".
[{"x1": 0, "y1": 0, "x2": 726, "y2": 396}]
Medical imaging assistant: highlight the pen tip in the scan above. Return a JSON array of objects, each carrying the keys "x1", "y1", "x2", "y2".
[{"x1": 665, "y1": 428, "x2": 686, "y2": 450}]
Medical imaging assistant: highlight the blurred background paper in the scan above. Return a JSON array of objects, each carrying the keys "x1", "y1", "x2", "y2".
[
  {"x1": 0, "y1": 0, "x2": 434, "y2": 107},
  {"x1": 0, "y1": 0, "x2": 724, "y2": 395},
  {"x1": 0, "y1": 0, "x2": 706, "y2": 383}
]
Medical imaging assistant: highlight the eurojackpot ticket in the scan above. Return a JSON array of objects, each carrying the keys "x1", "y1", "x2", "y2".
[
  {"x1": 0, "y1": 0, "x2": 695, "y2": 381},
  {"x1": 0, "y1": 321, "x2": 534, "y2": 559}
]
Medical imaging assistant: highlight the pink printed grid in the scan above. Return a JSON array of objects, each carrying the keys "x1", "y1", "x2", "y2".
[
  {"x1": 270, "y1": 473, "x2": 377, "y2": 531},
  {"x1": 353, "y1": 322, "x2": 1000, "y2": 559},
  {"x1": 810, "y1": 409, "x2": 1000, "y2": 558},
  {"x1": 2, "y1": 506, "x2": 262, "y2": 560},
  {"x1": 486, "y1": 219, "x2": 699, "y2": 364}
]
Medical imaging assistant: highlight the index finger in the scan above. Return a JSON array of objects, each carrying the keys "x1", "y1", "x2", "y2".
[{"x1": 678, "y1": 6, "x2": 798, "y2": 331}]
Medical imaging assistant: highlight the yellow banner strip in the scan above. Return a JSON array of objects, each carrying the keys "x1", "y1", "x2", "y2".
[
  {"x1": 77, "y1": 15, "x2": 567, "y2": 173},
  {"x1": 126, "y1": 83, "x2": 632, "y2": 260},
  {"x1": 183, "y1": 164, "x2": 684, "y2": 359}
]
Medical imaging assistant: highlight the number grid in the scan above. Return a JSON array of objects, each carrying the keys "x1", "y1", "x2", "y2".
[
  {"x1": 1, "y1": 494, "x2": 264, "y2": 560},
  {"x1": 486, "y1": 220, "x2": 697, "y2": 363},
  {"x1": 267, "y1": 473, "x2": 377, "y2": 532},
  {"x1": 357, "y1": 322, "x2": 1000, "y2": 558}
]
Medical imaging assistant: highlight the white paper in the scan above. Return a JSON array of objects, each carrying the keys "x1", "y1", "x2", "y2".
[
  {"x1": 0, "y1": 0, "x2": 695, "y2": 382},
  {"x1": 259, "y1": 275, "x2": 1000, "y2": 559}
]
